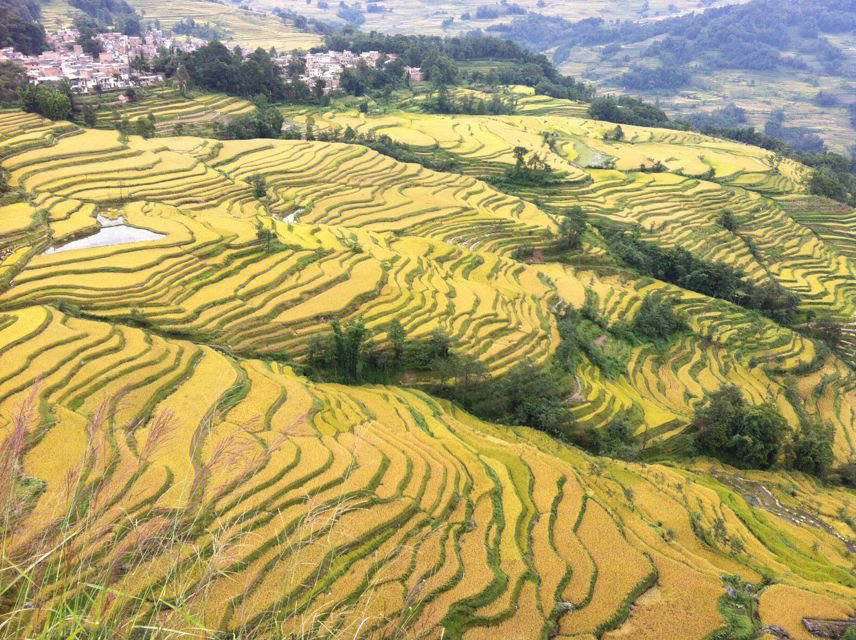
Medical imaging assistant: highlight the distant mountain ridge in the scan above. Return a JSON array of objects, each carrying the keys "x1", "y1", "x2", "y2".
[{"x1": 490, "y1": 0, "x2": 856, "y2": 75}]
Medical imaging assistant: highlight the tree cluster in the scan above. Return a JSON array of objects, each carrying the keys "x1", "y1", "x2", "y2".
[
  {"x1": 306, "y1": 319, "x2": 474, "y2": 385},
  {"x1": 694, "y1": 385, "x2": 834, "y2": 476},
  {"x1": 336, "y1": 3, "x2": 365, "y2": 26},
  {"x1": 491, "y1": 0, "x2": 856, "y2": 77},
  {"x1": 19, "y1": 81, "x2": 73, "y2": 121},
  {"x1": 68, "y1": 0, "x2": 140, "y2": 33},
  {"x1": 171, "y1": 18, "x2": 225, "y2": 41},
  {"x1": 178, "y1": 43, "x2": 289, "y2": 101},
  {"x1": 319, "y1": 30, "x2": 592, "y2": 99},
  {"x1": 629, "y1": 293, "x2": 688, "y2": 342},
  {"x1": 438, "y1": 363, "x2": 574, "y2": 437},
  {"x1": 472, "y1": 3, "x2": 526, "y2": 20},
  {"x1": 602, "y1": 227, "x2": 802, "y2": 325},
  {"x1": 553, "y1": 205, "x2": 587, "y2": 252},
  {"x1": 338, "y1": 56, "x2": 408, "y2": 96},
  {"x1": 217, "y1": 105, "x2": 284, "y2": 140},
  {"x1": 617, "y1": 66, "x2": 691, "y2": 91},
  {"x1": 587, "y1": 96, "x2": 672, "y2": 128},
  {"x1": 0, "y1": 62, "x2": 28, "y2": 103},
  {"x1": 487, "y1": 145, "x2": 562, "y2": 187},
  {"x1": 0, "y1": 0, "x2": 47, "y2": 55},
  {"x1": 423, "y1": 86, "x2": 516, "y2": 115}
]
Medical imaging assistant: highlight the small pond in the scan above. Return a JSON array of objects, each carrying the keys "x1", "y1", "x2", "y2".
[{"x1": 44, "y1": 215, "x2": 165, "y2": 255}]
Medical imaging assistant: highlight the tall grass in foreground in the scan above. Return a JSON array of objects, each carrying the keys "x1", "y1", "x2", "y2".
[{"x1": 0, "y1": 390, "x2": 426, "y2": 640}]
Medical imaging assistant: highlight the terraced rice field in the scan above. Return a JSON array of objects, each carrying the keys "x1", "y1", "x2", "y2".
[
  {"x1": 293, "y1": 102, "x2": 856, "y2": 322},
  {"x1": 92, "y1": 90, "x2": 255, "y2": 134},
  {"x1": 249, "y1": 0, "x2": 741, "y2": 37},
  {"x1": 40, "y1": 0, "x2": 321, "y2": 52},
  {"x1": 0, "y1": 107, "x2": 854, "y2": 638},
  {"x1": 0, "y1": 123, "x2": 565, "y2": 374},
  {"x1": 3, "y1": 109, "x2": 856, "y2": 449},
  {"x1": 1, "y1": 304, "x2": 854, "y2": 639},
  {"x1": 274, "y1": 102, "x2": 856, "y2": 452}
]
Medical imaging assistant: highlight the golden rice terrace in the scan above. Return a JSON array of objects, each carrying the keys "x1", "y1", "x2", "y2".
[{"x1": 0, "y1": 103, "x2": 854, "y2": 640}]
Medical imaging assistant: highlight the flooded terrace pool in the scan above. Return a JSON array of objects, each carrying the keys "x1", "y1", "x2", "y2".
[{"x1": 44, "y1": 214, "x2": 165, "y2": 255}]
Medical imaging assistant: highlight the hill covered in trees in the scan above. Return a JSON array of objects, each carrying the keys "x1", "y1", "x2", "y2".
[
  {"x1": 489, "y1": 0, "x2": 856, "y2": 154},
  {"x1": 0, "y1": 0, "x2": 47, "y2": 54}
]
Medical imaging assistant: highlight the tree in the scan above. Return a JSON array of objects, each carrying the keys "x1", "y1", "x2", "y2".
[
  {"x1": 631, "y1": 293, "x2": 687, "y2": 342},
  {"x1": 835, "y1": 460, "x2": 856, "y2": 489},
  {"x1": 423, "y1": 52, "x2": 458, "y2": 85},
  {"x1": 719, "y1": 209, "x2": 738, "y2": 232},
  {"x1": 120, "y1": 15, "x2": 142, "y2": 36},
  {"x1": 174, "y1": 62, "x2": 191, "y2": 96},
  {"x1": 130, "y1": 53, "x2": 148, "y2": 72},
  {"x1": 312, "y1": 78, "x2": 326, "y2": 102},
  {"x1": 512, "y1": 145, "x2": 527, "y2": 170},
  {"x1": 19, "y1": 83, "x2": 73, "y2": 121},
  {"x1": 788, "y1": 419, "x2": 834, "y2": 477},
  {"x1": 694, "y1": 386, "x2": 787, "y2": 470},
  {"x1": 556, "y1": 205, "x2": 587, "y2": 251},
  {"x1": 387, "y1": 319, "x2": 407, "y2": 367},
  {"x1": 248, "y1": 174, "x2": 267, "y2": 199},
  {"x1": 805, "y1": 312, "x2": 843, "y2": 348},
  {"x1": 606, "y1": 125, "x2": 624, "y2": 141},
  {"x1": 0, "y1": 62, "x2": 27, "y2": 104},
  {"x1": 134, "y1": 116, "x2": 155, "y2": 139},
  {"x1": 286, "y1": 55, "x2": 306, "y2": 79},
  {"x1": 81, "y1": 106, "x2": 97, "y2": 128},
  {"x1": 255, "y1": 220, "x2": 274, "y2": 252},
  {"x1": 330, "y1": 318, "x2": 369, "y2": 382}
]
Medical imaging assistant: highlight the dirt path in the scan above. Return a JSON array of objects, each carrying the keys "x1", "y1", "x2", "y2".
[{"x1": 712, "y1": 472, "x2": 855, "y2": 552}]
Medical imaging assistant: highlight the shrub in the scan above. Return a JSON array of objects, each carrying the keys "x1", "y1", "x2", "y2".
[
  {"x1": 630, "y1": 293, "x2": 687, "y2": 342},
  {"x1": 719, "y1": 209, "x2": 738, "y2": 232},
  {"x1": 19, "y1": 82, "x2": 73, "y2": 120},
  {"x1": 441, "y1": 363, "x2": 575, "y2": 437},
  {"x1": 556, "y1": 205, "x2": 587, "y2": 251},
  {"x1": 248, "y1": 174, "x2": 267, "y2": 199},
  {"x1": 694, "y1": 386, "x2": 787, "y2": 469},
  {"x1": 788, "y1": 419, "x2": 834, "y2": 477}
]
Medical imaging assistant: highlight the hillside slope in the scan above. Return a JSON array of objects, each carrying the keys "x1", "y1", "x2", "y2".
[
  {"x1": 490, "y1": 0, "x2": 856, "y2": 153},
  {"x1": 0, "y1": 108, "x2": 855, "y2": 639},
  {"x1": 1, "y1": 304, "x2": 855, "y2": 639}
]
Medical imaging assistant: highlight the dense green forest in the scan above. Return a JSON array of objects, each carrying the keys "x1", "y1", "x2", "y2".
[
  {"x1": 489, "y1": 0, "x2": 856, "y2": 76},
  {"x1": 0, "y1": 0, "x2": 47, "y2": 55},
  {"x1": 316, "y1": 30, "x2": 595, "y2": 101}
]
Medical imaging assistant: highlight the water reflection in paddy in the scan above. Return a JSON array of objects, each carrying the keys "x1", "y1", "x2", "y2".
[{"x1": 44, "y1": 215, "x2": 165, "y2": 255}]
